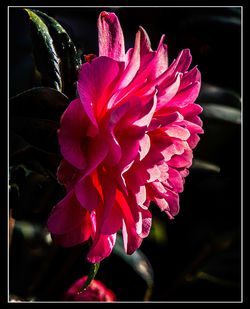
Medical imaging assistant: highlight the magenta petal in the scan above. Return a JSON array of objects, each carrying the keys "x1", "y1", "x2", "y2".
[
  {"x1": 78, "y1": 57, "x2": 121, "y2": 124},
  {"x1": 80, "y1": 134, "x2": 109, "y2": 180},
  {"x1": 57, "y1": 159, "x2": 77, "y2": 189},
  {"x1": 115, "y1": 96, "x2": 143, "y2": 131},
  {"x1": 47, "y1": 191, "x2": 91, "y2": 247},
  {"x1": 174, "y1": 49, "x2": 192, "y2": 74},
  {"x1": 178, "y1": 66, "x2": 201, "y2": 91},
  {"x1": 163, "y1": 166, "x2": 184, "y2": 193},
  {"x1": 165, "y1": 125, "x2": 190, "y2": 140},
  {"x1": 114, "y1": 30, "x2": 141, "y2": 92},
  {"x1": 102, "y1": 100, "x2": 140, "y2": 166},
  {"x1": 187, "y1": 133, "x2": 201, "y2": 149},
  {"x1": 146, "y1": 181, "x2": 179, "y2": 218},
  {"x1": 167, "y1": 81, "x2": 201, "y2": 108},
  {"x1": 163, "y1": 189, "x2": 180, "y2": 217},
  {"x1": 125, "y1": 170, "x2": 147, "y2": 206},
  {"x1": 98, "y1": 11, "x2": 125, "y2": 62},
  {"x1": 150, "y1": 112, "x2": 183, "y2": 130},
  {"x1": 138, "y1": 134, "x2": 150, "y2": 160},
  {"x1": 75, "y1": 175, "x2": 102, "y2": 211},
  {"x1": 180, "y1": 103, "x2": 203, "y2": 119},
  {"x1": 87, "y1": 210, "x2": 117, "y2": 263},
  {"x1": 122, "y1": 219, "x2": 143, "y2": 255},
  {"x1": 98, "y1": 169, "x2": 117, "y2": 225},
  {"x1": 138, "y1": 208, "x2": 152, "y2": 238},
  {"x1": 134, "y1": 91, "x2": 157, "y2": 128},
  {"x1": 179, "y1": 119, "x2": 204, "y2": 134},
  {"x1": 50, "y1": 225, "x2": 90, "y2": 248},
  {"x1": 138, "y1": 26, "x2": 152, "y2": 55},
  {"x1": 168, "y1": 148, "x2": 193, "y2": 168},
  {"x1": 47, "y1": 191, "x2": 81, "y2": 234},
  {"x1": 101, "y1": 202, "x2": 123, "y2": 235},
  {"x1": 58, "y1": 98, "x2": 88, "y2": 170},
  {"x1": 154, "y1": 49, "x2": 191, "y2": 87},
  {"x1": 150, "y1": 34, "x2": 169, "y2": 79},
  {"x1": 87, "y1": 233, "x2": 117, "y2": 263},
  {"x1": 115, "y1": 190, "x2": 143, "y2": 254},
  {"x1": 156, "y1": 73, "x2": 181, "y2": 110},
  {"x1": 118, "y1": 137, "x2": 140, "y2": 174},
  {"x1": 136, "y1": 27, "x2": 155, "y2": 76}
]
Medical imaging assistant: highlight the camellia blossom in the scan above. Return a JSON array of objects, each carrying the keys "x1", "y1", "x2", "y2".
[
  {"x1": 62, "y1": 276, "x2": 116, "y2": 301},
  {"x1": 47, "y1": 11, "x2": 203, "y2": 263}
]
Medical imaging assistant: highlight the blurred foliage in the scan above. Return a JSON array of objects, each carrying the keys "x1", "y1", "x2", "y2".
[{"x1": 8, "y1": 6, "x2": 242, "y2": 302}]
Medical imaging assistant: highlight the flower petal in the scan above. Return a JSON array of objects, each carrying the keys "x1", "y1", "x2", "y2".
[
  {"x1": 101, "y1": 202, "x2": 123, "y2": 235},
  {"x1": 98, "y1": 11, "x2": 125, "y2": 62},
  {"x1": 78, "y1": 56, "x2": 122, "y2": 125},
  {"x1": 122, "y1": 219, "x2": 143, "y2": 255},
  {"x1": 87, "y1": 210, "x2": 117, "y2": 263},
  {"x1": 87, "y1": 232, "x2": 117, "y2": 263},
  {"x1": 138, "y1": 208, "x2": 152, "y2": 238},
  {"x1": 112, "y1": 30, "x2": 141, "y2": 94},
  {"x1": 75, "y1": 174, "x2": 102, "y2": 211},
  {"x1": 168, "y1": 148, "x2": 193, "y2": 168},
  {"x1": 58, "y1": 98, "x2": 88, "y2": 170},
  {"x1": 57, "y1": 159, "x2": 77, "y2": 190},
  {"x1": 47, "y1": 191, "x2": 91, "y2": 247},
  {"x1": 166, "y1": 81, "x2": 201, "y2": 108}
]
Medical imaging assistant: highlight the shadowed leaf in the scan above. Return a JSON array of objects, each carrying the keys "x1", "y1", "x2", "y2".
[
  {"x1": 29, "y1": 9, "x2": 82, "y2": 99},
  {"x1": 10, "y1": 116, "x2": 60, "y2": 153},
  {"x1": 25, "y1": 9, "x2": 62, "y2": 91},
  {"x1": 10, "y1": 87, "x2": 69, "y2": 121},
  {"x1": 113, "y1": 235, "x2": 154, "y2": 292}
]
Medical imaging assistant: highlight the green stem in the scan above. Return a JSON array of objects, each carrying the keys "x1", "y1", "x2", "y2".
[{"x1": 78, "y1": 262, "x2": 100, "y2": 294}]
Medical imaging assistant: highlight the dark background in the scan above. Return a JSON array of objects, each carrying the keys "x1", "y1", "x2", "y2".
[{"x1": 8, "y1": 6, "x2": 242, "y2": 302}]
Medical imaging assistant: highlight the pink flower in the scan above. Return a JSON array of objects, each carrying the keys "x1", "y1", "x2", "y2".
[
  {"x1": 62, "y1": 276, "x2": 116, "y2": 301},
  {"x1": 47, "y1": 11, "x2": 203, "y2": 263}
]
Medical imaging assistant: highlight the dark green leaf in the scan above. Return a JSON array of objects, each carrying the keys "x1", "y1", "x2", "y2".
[
  {"x1": 9, "y1": 134, "x2": 61, "y2": 175},
  {"x1": 30, "y1": 9, "x2": 82, "y2": 100},
  {"x1": 10, "y1": 87, "x2": 69, "y2": 121},
  {"x1": 10, "y1": 116, "x2": 60, "y2": 153},
  {"x1": 78, "y1": 262, "x2": 100, "y2": 294},
  {"x1": 9, "y1": 87, "x2": 68, "y2": 170},
  {"x1": 113, "y1": 235, "x2": 154, "y2": 289},
  {"x1": 10, "y1": 166, "x2": 62, "y2": 222},
  {"x1": 25, "y1": 9, "x2": 62, "y2": 91}
]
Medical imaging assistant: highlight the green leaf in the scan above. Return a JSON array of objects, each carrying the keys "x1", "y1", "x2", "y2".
[
  {"x1": 191, "y1": 159, "x2": 221, "y2": 174},
  {"x1": 9, "y1": 87, "x2": 69, "y2": 122},
  {"x1": 24, "y1": 9, "x2": 62, "y2": 91},
  {"x1": 9, "y1": 87, "x2": 70, "y2": 156},
  {"x1": 202, "y1": 103, "x2": 241, "y2": 124},
  {"x1": 30, "y1": 9, "x2": 82, "y2": 99},
  {"x1": 197, "y1": 83, "x2": 241, "y2": 109},
  {"x1": 113, "y1": 235, "x2": 154, "y2": 294},
  {"x1": 10, "y1": 116, "x2": 60, "y2": 153},
  {"x1": 78, "y1": 262, "x2": 100, "y2": 294}
]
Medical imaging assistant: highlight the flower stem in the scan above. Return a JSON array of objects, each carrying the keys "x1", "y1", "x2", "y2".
[{"x1": 78, "y1": 262, "x2": 100, "y2": 294}]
